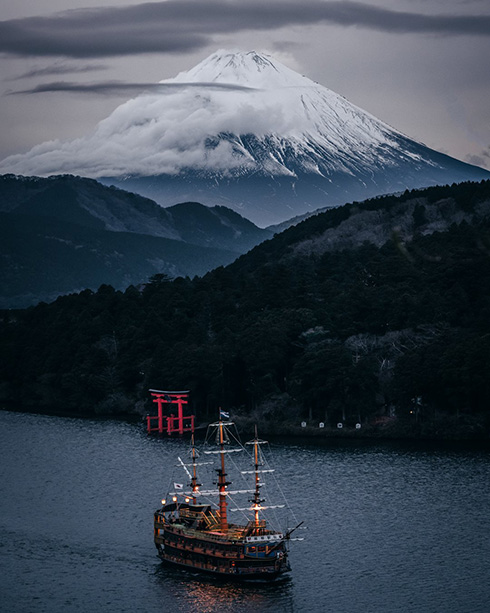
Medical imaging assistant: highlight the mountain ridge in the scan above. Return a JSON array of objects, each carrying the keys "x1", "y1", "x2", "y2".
[{"x1": 0, "y1": 173, "x2": 272, "y2": 308}]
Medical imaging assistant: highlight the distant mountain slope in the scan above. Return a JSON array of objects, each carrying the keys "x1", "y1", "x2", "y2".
[
  {"x1": 1, "y1": 50, "x2": 488, "y2": 225},
  {"x1": 0, "y1": 174, "x2": 271, "y2": 308},
  {"x1": 164, "y1": 200, "x2": 269, "y2": 251},
  {"x1": 0, "y1": 212, "x2": 241, "y2": 309},
  {"x1": 0, "y1": 174, "x2": 271, "y2": 251}
]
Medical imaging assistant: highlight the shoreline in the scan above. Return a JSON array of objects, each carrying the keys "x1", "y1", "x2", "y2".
[{"x1": 2, "y1": 406, "x2": 489, "y2": 443}]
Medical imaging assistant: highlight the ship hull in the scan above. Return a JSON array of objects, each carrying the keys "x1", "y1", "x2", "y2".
[
  {"x1": 154, "y1": 518, "x2": 291, "y2": 581},
  {"x1": 156, "y1": 546, "x2": 289, "y2": 581}
]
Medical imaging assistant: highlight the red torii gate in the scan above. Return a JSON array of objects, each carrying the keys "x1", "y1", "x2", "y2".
[{"x1": 147, "y1": 389, "x2": 194, "y2": 435}]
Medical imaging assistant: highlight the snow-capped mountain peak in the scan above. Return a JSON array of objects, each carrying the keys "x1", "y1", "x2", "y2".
[
  {"x1": 0, "y1": 49, "x2": 488, "y2": 225},
  {"x1": 169, "y1": 49, "x2": 310, "y2": 89},
  {"x1": 0, "y1": 49, "x2": 398, "y2": 181}
]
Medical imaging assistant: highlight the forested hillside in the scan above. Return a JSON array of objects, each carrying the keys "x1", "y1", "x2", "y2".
[{"x1": 1, "y1": 181, "x2": 490, "y2": 439}]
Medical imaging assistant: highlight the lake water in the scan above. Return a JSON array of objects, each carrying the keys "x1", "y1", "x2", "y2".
[{"x1": 1, "y1": 411, "x2": 489, "y2": 613}]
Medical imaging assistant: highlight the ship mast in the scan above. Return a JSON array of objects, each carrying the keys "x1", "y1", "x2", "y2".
[
  {"x1": 190, "y1": 434, "x2": 200, "y2": 504},
  {"x1": 217, "y1": 415, "x2": 229, "y2": 532},
  {"x1": 251, "y1": 425, "x2": 265, "y2": 529}
]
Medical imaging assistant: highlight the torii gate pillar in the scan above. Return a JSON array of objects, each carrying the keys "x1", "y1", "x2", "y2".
[{"x1": 147, "y1": 390, "x2": 194, "y2": 435}]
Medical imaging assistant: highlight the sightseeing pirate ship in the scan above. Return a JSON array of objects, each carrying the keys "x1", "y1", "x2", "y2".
[{"x1": 153, "y1": 411, "x2": 302, "y2": 579}]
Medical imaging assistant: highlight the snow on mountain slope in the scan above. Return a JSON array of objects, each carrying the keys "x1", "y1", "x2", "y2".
[
  {"x1": 0, "y1": 50, "x2": 408, "y2": 178},
  {"x1": 1, "y1": 50, "x2": 488, "y2": 225}
]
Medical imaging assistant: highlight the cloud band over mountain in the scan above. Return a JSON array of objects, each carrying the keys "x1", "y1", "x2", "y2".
[
  {"x1": 1, "y1": 1, "x2": 489, "y2": 59},
  {"x1": 8, "y1": 81, "x2": 259, "y2": 96}
]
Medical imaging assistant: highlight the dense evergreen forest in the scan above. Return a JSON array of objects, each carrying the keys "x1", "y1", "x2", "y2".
[{"x1": 1, "y1": 180, "x2": 490, "y2": 439}]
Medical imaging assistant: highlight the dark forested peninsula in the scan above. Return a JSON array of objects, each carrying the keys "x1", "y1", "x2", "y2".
[{"x1": 1, "y1": 180, "x2": 490, "y2": 440}]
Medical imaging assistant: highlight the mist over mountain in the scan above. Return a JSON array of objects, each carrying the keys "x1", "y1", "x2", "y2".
[{"x1": 1, "y1": 51, "x2": 488, "y2": 226}]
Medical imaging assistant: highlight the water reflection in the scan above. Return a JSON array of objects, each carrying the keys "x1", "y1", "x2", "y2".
[{"x1": 153, "y1": 563, "x2": 294, "y2": 612}]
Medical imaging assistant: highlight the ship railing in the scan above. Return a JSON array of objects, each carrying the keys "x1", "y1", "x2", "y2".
[
  {"x1": 164, "y1": 522, "x2": 249, "y2": 544},
  {"x1": 243, "y1": 519, "x2": 266, "y2": 535},
  {"x1": 170, "y1": 541, "x2": 245, "y2": 559},
  {"x1": 179, "y1": 508, "x2": 207, "y2": 521}
]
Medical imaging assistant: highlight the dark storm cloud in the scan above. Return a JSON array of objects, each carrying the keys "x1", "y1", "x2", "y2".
[
  {"x1": 9, "y1": 64, "x2": 108, "y2": 80},
  {"x1": 0, "y1": 0, "x2": 489, "y2": 59},
  {"x1": 7, "y1": 80, "x2": 259, "y2": 95}
]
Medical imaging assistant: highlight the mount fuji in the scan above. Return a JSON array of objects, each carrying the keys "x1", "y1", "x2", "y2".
[{"x1": 1, "y1": 50, "x2": 489, "y2": 226}]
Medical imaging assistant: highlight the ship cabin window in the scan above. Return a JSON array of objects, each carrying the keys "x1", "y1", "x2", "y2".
[
  {"x1": 258, "y1": 545, "x2": 266, "y2": 552},
  {"x1": 248, "y1": 546, "x2": 256, "y2": 553}
]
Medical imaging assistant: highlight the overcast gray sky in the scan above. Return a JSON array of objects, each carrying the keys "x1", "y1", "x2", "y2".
[{"x1": 1, "y1": 0, "x2": 489, "y2": 169}]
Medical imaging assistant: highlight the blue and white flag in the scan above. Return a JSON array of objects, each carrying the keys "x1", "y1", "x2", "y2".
[{"x1": 220, "y1": 410, "x2": 230, "y2": 420}]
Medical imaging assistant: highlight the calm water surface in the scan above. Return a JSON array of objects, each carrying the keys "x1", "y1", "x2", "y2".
[{"x1": 0, "y1": 411, "x2": 489, "y2": 613}]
